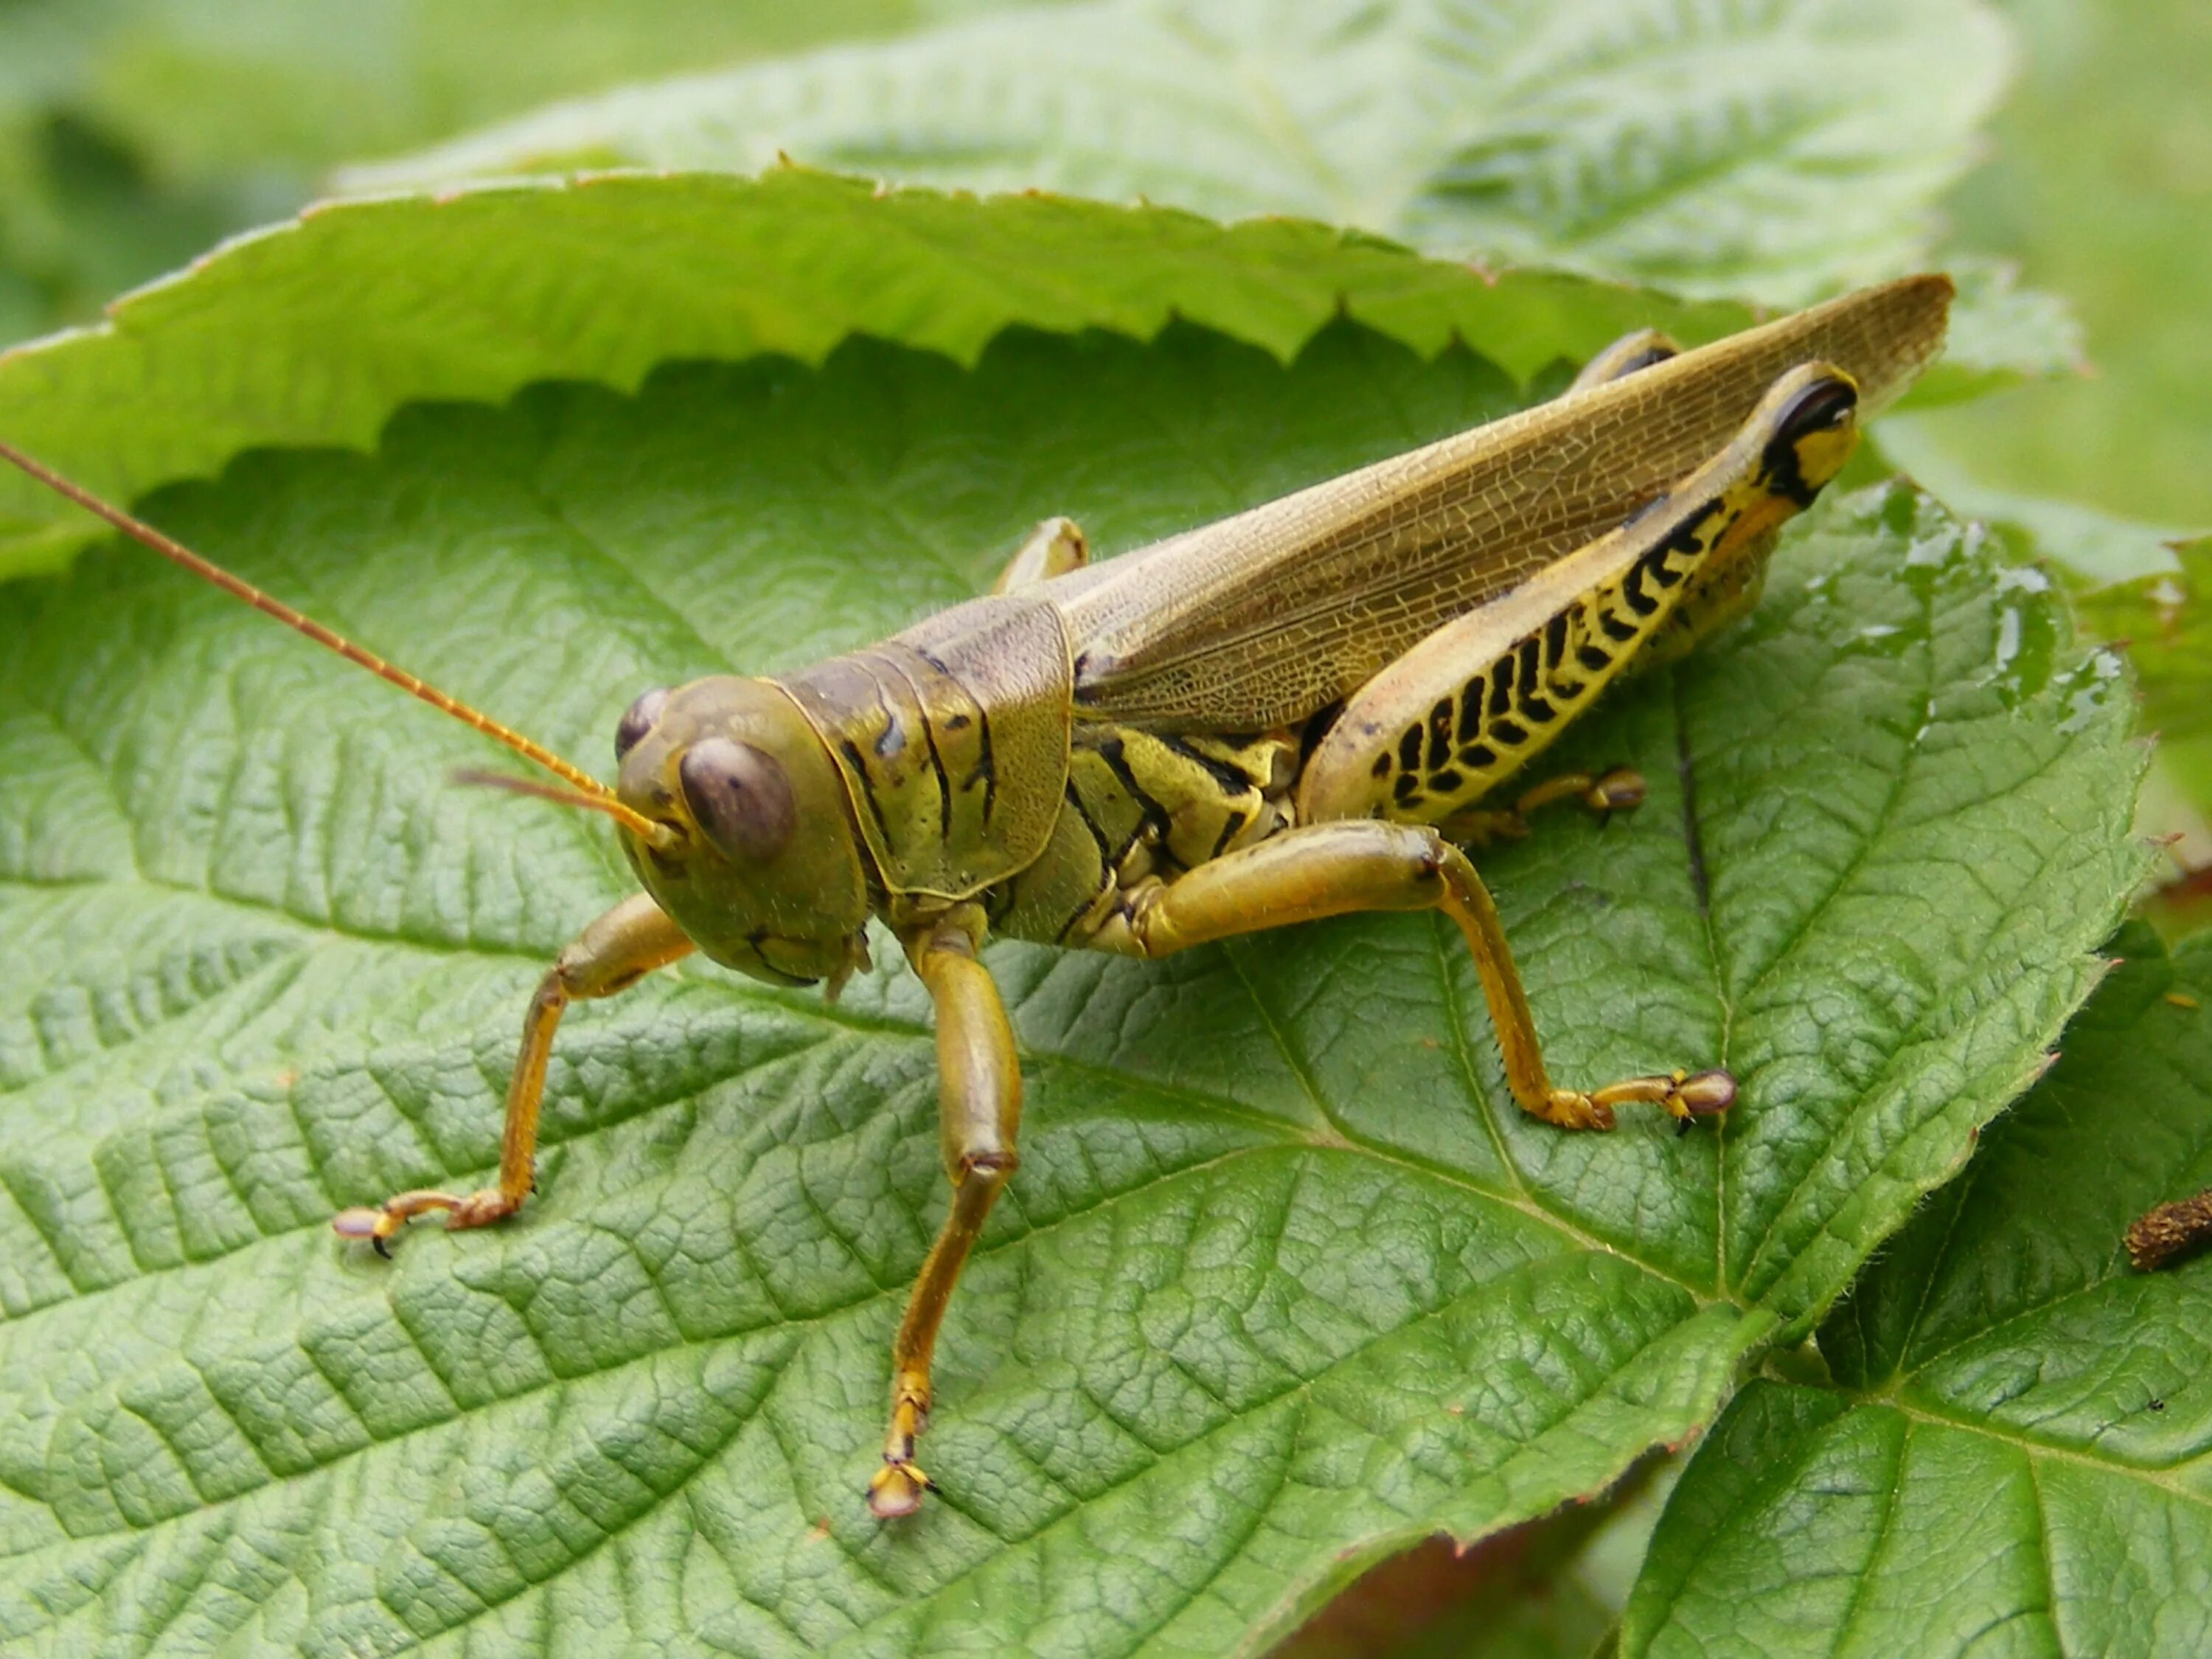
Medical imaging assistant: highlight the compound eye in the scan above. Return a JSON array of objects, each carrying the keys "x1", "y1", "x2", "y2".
[
  {"x1": 1776, "y1": 375, "x2": 1858, "y2": 443},
  {"x1": 616, "y1": 688, "x2": 669, "y2": 759},
  {"x1": 678, "y1": 738, "x2": 797, "y2": 863}
]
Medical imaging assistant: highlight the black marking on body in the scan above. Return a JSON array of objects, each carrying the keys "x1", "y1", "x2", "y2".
[
  {"x1": 1578, "y1": 643, "x2": 1611, "y2": 672},
  {"x1": 1523, "y1": 695, "x2": 1557, "y2": 723},
  {"x1": 1458, "y1": 676, "x2": 1485, "y2": 742},
  {"x1": 1461, "y1": 742, "x2": 1496, "y2": 768},
  {"x1": 1399, "y1": 727, "x2": 1423, "y2": 771},
  {"x1": 1544, "y1": 612, "x2": 1568, "y2": 668},
  {"x1": 1065, "y1": 778, "x2": 1116, "y2": 862},
  {"x1": 1095, "y1": 734, "x2": 1172, "y2": 842},
  {"x1": 917, "y1": 710, "x2": 954, "y2": 835},
  {"x1": 841, "y1": 739, "x2": 895, "y2": 844},
  {"x1": 1758, "y1": 378, "x2": 1855, "y2": 509},
  {"x1": 1301, "y1": 698, "x2": 1346, "y2": 758},
  {"x1": 968, "y1": 707, "x2": 998, "y2": 823},
  {"x1": 1427, "y1": 700, "x2": 1453, "y2": 770},
  {"x1": 1622, "y1": 563, "x2": 1658, "y2": 616},
  {"x1": 1492, "y1": 718, "x2": 1528, "y2": 746},
  {"x1": 1599, "y1": 608, "x2": 1638, "y2": 642},
  {"x1": 1371, "y1": 752, "x2": 1391, "y2": 779},
  {"x1": 1516, "y1": 637, "x2": 1541, "y2": 698},
  {"x1": 1161, "y1": 733, "x2": 1256, "y2": 797},
  {"x1": 1763, "y1": 449, "x2": 1814, "y2": 508},
  {"x1": 867, "y1": 679, "x2": 908, "y2": 759},
  {"x1": 1054, "y1": 779, "x2": 1119, "y2": 942},
  {"x1": 1646, "y1": 545, "x2": 1689, "y2": 588},
  {"x1": 1489, "y1": 667, "x2": 1513, "y2": 717}
]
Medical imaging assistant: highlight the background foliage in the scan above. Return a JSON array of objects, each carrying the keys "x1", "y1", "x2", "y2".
[{"x1": 0, "y1": 1, "x2": 2206, "y2": 1655}]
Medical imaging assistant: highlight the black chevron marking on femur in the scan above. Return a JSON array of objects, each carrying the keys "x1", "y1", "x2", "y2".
[
  {"x1": 1544, "y1": 611, "x2": 1569, "y2": 667},
  {"x1": 1646, "y1": 543, "x2": 1688, "y2": 588},
  {"x1": 1458, "y1": 676, "x2": 1485, "y2": 742},
  {"x1": 1621, "y1": 563, "x2": 1658, "y2": 616}
]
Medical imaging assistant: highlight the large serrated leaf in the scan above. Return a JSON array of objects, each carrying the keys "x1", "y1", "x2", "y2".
[
  {"x1": 1621, "y1": 924, "x2": 2212, "y2": 1659},
  {"x1": 2075, "y1": 538, "x2": 2212, "y2": 745},
  {"x1": 0, "y1": 170, "x2": 1778, "y2": 580},
  {"x1": 0, "y1": 245, "x2": 2143, "y2": 1652},
  {"x1": 341, "y1": 0, "x2": 2009, "y2": 316},
  {"x1": 0, "y1": 0, "x2": 1015, "y2": 344},
  {"x1": 2071, "y1": 538, "x2": 2212, "y2": 892},
  {"x1": 7, "y1": 0, "x2": 986, "y2": 182}
]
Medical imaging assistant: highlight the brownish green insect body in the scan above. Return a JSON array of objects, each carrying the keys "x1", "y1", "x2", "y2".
[{"x1": 0, "y1": 274, "x2": 1952, "y2": 1524}]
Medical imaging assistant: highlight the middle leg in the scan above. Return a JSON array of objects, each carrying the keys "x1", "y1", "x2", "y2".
[
  {"x1": 1438, "y1": 765, "x2": 1649, "y2": 847},
  {"x1": 869, "y1": 905, "x2": 1023, "y2": 1518}
]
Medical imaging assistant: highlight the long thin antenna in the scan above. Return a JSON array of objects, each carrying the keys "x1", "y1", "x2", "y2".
[
  {"x1": 0, "y1": 439, "x2": 668, "y2": 846},
  {"x1": 451, "y1": 766, "x2": 661, "y2": 835}
]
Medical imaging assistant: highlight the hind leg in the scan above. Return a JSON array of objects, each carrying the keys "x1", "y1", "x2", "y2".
[{"x1": 1089, "y1": 821, "x2": 1733, "y2": 1130}]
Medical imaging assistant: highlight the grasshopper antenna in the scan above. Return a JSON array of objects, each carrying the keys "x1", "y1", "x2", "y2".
[{"x1": 0, "y1": 439, "x2": 672, "y2": 848}]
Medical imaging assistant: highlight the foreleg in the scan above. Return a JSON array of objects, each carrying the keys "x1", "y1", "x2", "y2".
[{"x1": 333, "y1": 891, "x2": 693, "y2": 1251}]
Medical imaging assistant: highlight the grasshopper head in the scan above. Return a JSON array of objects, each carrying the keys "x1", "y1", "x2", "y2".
[{"x1": 613, "y1": 677, "x2": 874, "y2": 988}]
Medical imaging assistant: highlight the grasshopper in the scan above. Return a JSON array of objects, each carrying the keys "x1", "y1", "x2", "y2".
[{"x1": 0, "y1": 272, "x2": 1950, "y2": 1517}]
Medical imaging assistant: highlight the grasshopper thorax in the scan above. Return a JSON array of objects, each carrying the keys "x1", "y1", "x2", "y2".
[{"x1": 614, "y1": 675, "x2": 873, "y2": 987}]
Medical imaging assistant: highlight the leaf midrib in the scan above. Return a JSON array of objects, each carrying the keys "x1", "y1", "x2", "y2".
[{"x1": 1888, "y1": 1399, "x2": 2212, "y2": 1507}]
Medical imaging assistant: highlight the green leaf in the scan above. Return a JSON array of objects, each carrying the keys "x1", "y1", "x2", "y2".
[
  {"x1": 339, "y1": 0, "x2": 2011, "y2": 316},
  {"x1": 2074, "y1": 537, "x2": 2212, "y2": 742},
  {"x1": 0, "y1": 170, "x2": 1776, "y2": 579},
  {"x1": 1877, "y1": 258, "x2": 2081, "y2": 422},
  {"x1": 51, "y1": 0, "x2": 988, "y2": 184},
  {"x1": 0, "y1": 0, "x2": 1014, "y2": 341},
  {"x1": 1930, "y1": 0, "x2": 2212, "y2": 532},
  {"x1": 2073, "y1": 536, "x2": 2212, "y2": 863},
  {"x1": 1875, "y1": 414, "x2": 2192, "y2": 588},
  {"x1": 0, "y1": 225, "x2": 2144, "y2": 1652},
  {"x1": 1620, "y1": 923, "x2": 2212, "y2": 1658}
]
